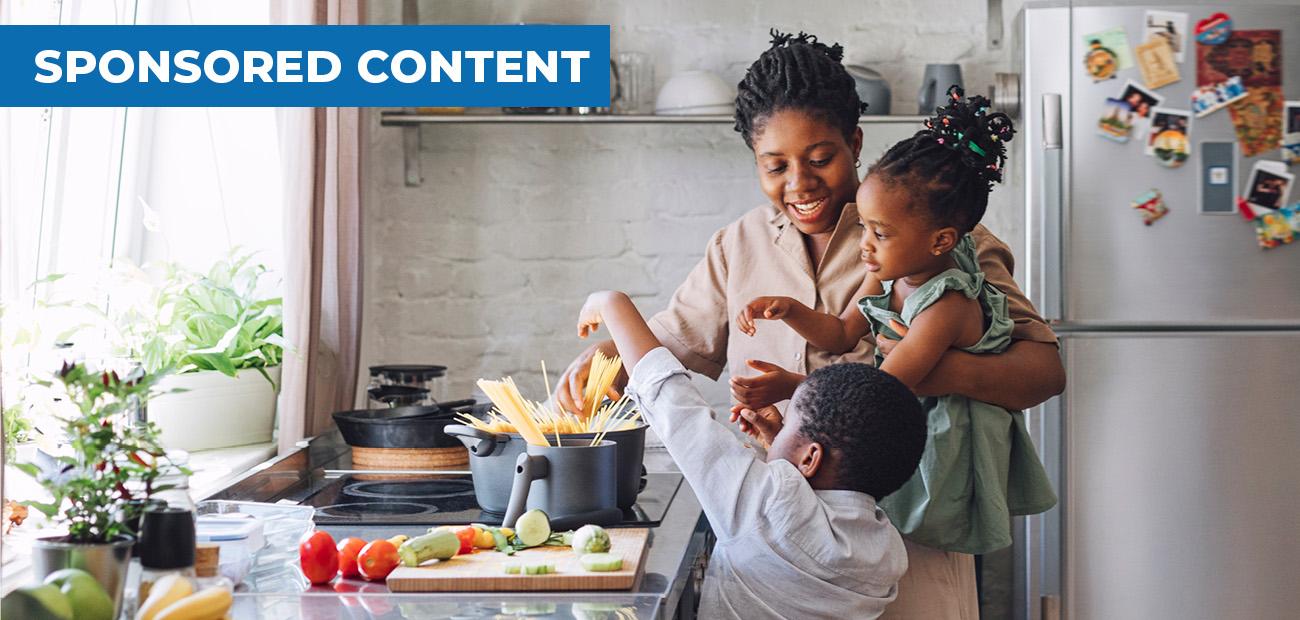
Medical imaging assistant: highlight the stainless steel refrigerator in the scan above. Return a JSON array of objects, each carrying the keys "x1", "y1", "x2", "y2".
[{"x1": 1018, "y1": 3, "x2": 1300, "y2": 619}]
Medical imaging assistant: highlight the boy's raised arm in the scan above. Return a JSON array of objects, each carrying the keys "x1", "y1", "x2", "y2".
[{"x1": 577, "y1": 291, "x2": 662, "y2": 371}]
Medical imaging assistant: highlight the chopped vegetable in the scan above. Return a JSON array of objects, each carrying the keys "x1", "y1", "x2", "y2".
[
  {"x1": 571, "y1": 525, "x2": 611, "y2": 554},
  {"x1": 514, "y1": 509, "x2": 551, "y2": 547},
  {"x1": 579, "y1": 553, "x2": 623, "y2": 572},
  {"x1": 488, "y1": 527, "x2": 516, "y2": 556},
  {"x1": 387, "y1": 534, "x2": 409, "y2": 547},
  {"x1": 397, "y1": 530, "x2": 460, "y2": 567},
  {"x1": 470, "y1": 525, "x2": 495, "y2": 549},
  {"x1": 504, "y1": 562, "x2": 556, "y2": 575},
  {"x1": 454, "y1": 526, "x2": 477, "y2": 555}
]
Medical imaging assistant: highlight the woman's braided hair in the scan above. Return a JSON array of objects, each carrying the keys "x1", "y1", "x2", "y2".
[
  {"x1": 734, "y1": 29, "x2": 867, "y2": 149},
  {"x1": 869, "y1": 86, "x2": 1016, "y2": 233}
]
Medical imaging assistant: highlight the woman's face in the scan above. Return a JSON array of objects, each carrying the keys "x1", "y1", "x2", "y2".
[{"x1": 750, "y1": 109, "x2": 862, "y2": 235}]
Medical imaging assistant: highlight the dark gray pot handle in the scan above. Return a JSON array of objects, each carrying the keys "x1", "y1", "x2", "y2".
[
  {"x1": 502, "y1": 452, "x2": 549, "y2": 528},
  {"x1": 443, "y1": 424, "x2": 499, "y2": 457}
]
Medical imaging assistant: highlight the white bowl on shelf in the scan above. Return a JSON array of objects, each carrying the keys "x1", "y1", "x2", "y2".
[{"x1": 655, "y1": 70, "x2": 735, "y2": 114}]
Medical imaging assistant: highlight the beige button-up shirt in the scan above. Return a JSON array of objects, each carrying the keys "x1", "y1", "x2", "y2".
[{"x1": 648, "y1": 203, "x2": 1056, "y2": 384}]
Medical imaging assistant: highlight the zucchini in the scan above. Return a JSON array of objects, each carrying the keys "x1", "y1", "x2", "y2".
[
  {"x1": 397, "y1": 529, "x2": 460, "y2": 567},
  {"x1": 504, "y1": 561, "x2": 556, "y2": 575},
  {"x1": 579, "y1": 553, "x2": 623, "y2": 572},
  {"x1": 514, "y1": 509, "x2": 551, "y2": 547}
]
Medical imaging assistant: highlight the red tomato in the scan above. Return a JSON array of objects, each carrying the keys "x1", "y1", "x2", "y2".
[
  {"x1": 357, "y1": 539, "x2": 400, "y2": 581},
  {"x1": 336, "y1": 537, "x2": 367, "y2": 579},
  {"x1": 299, "y1": 530, "x2": 339, "y2": 585},
  {"x1": 454, "y1": 526, "x2": 476, "y2": 555}
]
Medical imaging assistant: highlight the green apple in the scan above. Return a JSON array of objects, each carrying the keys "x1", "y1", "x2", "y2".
[
  {"x1": 1, "y1": 583, "x2": 75, "y2": 620},
  {"x1": 44, "y1": 568, "x2": 115, "y2": 620}
]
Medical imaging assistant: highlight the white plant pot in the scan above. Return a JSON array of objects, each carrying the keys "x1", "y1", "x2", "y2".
[{"x1": 148, "y1": 366, "x2": 281, "y2": 451}]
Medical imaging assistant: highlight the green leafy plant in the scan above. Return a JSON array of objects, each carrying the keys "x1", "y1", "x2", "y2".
[
  {"x1": 3, "y1": 401, "x2": 34, "y2": 461},
  {"x1": 153, "y1": 252, "x2": 285, "y2": 386},
  {"x1": 13, "y1": 363, "x2": 179, "y2": 543}
]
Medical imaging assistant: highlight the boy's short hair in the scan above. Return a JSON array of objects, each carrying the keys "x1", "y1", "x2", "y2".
[{"x1": 793, "y1": 363, "x2": 926, "y2": 499}]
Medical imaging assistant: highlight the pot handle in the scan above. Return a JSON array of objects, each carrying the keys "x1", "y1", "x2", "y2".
[
  {"x1": 442, "y1": 424, "x2": 499, "y2": 457},
  {"x1": 502, "y1": 452, "x2": 549, "y2": 528}
]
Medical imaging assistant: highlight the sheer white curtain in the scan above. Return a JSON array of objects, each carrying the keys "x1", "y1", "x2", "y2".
[{"x1": 274, "y1": 0, "x2": 365, "y2": 455}]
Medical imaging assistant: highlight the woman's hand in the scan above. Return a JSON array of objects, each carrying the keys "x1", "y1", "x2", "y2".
[
  {"x1": 729, "y1": 404, "x2": 784, "y2": 447},
  {"x1": 554, "y1": 339, "x2": 625, "y2": 415},
  {"x1": 737, "y1": 296, "x2": 795, "y2": 337},
  {"x1": 729, "y1": 359, "x2": 803, "y2": 410},
  {"x1": 874, "y1": 319, "x2": 909, "y2": 357}
]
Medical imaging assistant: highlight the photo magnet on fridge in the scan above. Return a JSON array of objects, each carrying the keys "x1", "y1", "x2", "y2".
[
  {"x1": 1144, "y1": 107, "x2": 1191, "y2": 168},
  {"x1": 1132, "y1": 189, "x2": 1169, "y2": 226},
  {"x1": 1118, "y1": 79, "x2": 1164, "y2": 119},
  {"x1": 1283, "y1": 100, "x2": 1300, "y2": 165},
  {"x1": 1243, "y1": 161, "x2": 1294, "y2": 213},
  {"x1": 1098, "y1": 97, "x2": 1137, "y2": 143},
  {"x1": 1192, "y1": 76, "x2": 1248, "y2": 117},
  {"x1": 1145, "y1": 10, "x2": 1189, "y2": 62},
  {"x1": 1252, "y1": 209, "x2": 1294, "y2": 249},
  {"x1": 1194, "y1": 13, "x2": 1233, "y2": 46},
  {"x1": 1083, "y1": 27, "x2": 1134, "y2": 81},
  {"x1": 1136, "y1": 36, "x2": 1181, "y2": 90}
]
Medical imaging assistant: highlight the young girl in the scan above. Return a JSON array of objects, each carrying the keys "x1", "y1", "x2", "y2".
[{"x1": 739, "y1": 87, "x2": 1057, "y2": 561}]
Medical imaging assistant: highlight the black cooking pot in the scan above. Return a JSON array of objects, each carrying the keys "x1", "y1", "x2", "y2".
[{"x1": 332, "y1": 400, "x2": 476, "y2": 449}]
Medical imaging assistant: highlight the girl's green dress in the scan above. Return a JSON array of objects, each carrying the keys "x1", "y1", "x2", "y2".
[{"x1": 859, "y1": 235, "x2": 1057, "y2": 555}]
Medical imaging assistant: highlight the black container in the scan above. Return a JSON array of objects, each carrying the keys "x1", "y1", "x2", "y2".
[{"x1": 332, "y1": 401, "x2": 475, "y2": 449}]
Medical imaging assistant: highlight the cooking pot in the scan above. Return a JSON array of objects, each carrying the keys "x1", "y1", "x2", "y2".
[
  {"x1": 444, "y1": 423, "x2": 648, "y2": 513},
  {"x1": 501, "y1": 439, "x2": 623, "y2": 530}
]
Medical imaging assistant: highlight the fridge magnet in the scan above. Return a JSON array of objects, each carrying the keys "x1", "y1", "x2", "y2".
[
  {"x1": 1083, "y1": 27, "x2": 1133, "y2": 81},
  {"x1": 1194, "y1": 13, "x2": 1233, "y2": 46},
  {"x1": 1197, "y1": 30, "x2": 1281, "y2": 88},
  {"x1": 1243, "y1": 161, "x2": 1293, "y2": 213},
  {"x1": 1282, "y1": 101, "x2": 1300, "y2": 165},
  {"x1": 1228, "y1": 87, "x2": 1284, "y2": 157},
  {"x1": 1136, "y1": 36, "x2": 1181, "y2": 89},
  {"x1": 1144, "y1": 11, "x2": 1189, "y2": 63},
  {"x1": 1132, "y1": 189, "x2": 1169, "y2": 225},
  {"x1": 1118, "y1": 80, "x2": 1163, "y2": 119},
  {"x1": 1097, "y1": 98, "x2": 1137, "y2": 143},
  {"x1": 1284, "y1": 204, "x2": 1300, "y2": 232},
  {"x1": 1191, "y1": 76, "x2": 1248, "y2": 117},
  {"x1": 1144, "y1": 108, "x2": 1191, "y2": 168},
  {"x1": 1252, "y1": 210, "x2": 1294, "y2": 249}
]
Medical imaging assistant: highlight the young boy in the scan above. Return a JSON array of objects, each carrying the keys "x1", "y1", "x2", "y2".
[{"x1": 577, "y1": 291, "x2": 927, "y2": 619}]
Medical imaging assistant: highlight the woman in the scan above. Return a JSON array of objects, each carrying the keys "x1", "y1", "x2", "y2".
[{"x1": 556, "y1": 31, "x2": 1063, "y2": 618}]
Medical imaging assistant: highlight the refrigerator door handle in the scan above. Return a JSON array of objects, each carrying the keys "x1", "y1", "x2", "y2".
[{"x1": 1039, "y1": 93, "x2": 1063, "y2": 321}]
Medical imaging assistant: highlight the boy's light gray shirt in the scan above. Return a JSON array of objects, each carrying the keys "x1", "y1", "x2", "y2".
[{"x1": 625, "y1": 347, "x2": 908, "y2": 620}]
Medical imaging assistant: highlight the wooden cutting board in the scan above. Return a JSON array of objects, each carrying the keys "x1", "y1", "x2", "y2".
[{"x1": 386, "y1": 528, "x2": 650, "y2": 592}]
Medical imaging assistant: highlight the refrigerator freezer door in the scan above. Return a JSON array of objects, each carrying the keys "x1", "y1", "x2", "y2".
[
  {"x1": 1062, "y1": 332, "x2": 1300, "y2": 619},
  {"x1": 1065, "y1": 5, "x2": 1300, "y2": 324}
]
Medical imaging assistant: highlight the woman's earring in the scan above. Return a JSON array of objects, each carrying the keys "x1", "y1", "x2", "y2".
[{"x1": 855, "y1": 158, "x2": 862, "y2": 169}]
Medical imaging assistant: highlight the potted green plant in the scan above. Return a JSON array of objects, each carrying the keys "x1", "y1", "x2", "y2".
[
  {"x1": 14, "y1": 362, "x2": 175, "y2": 618},
  {"x1": 143, "y1": 252, "x2": 285, "y2": 450}
]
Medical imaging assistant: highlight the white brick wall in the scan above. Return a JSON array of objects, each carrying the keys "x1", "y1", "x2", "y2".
[{"x1": 360, "y1": 0, "x2": 1026, "y2": 408}]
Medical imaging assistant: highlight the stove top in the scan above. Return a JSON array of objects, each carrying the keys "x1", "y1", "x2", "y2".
[{"x1": 301, "y1": 473, "x2": 682, "y2": 527}]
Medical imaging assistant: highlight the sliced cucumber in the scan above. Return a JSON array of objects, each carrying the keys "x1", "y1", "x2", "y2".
[
  {"x1": 579, "y1": 553, "x2": 623, "y2": 572},
  {"x1": 514, "y1": 509, "x2": 551, "y2": 547},
  {"x1": 504, "y1": 561, "x2": 556, "y2": 575}
]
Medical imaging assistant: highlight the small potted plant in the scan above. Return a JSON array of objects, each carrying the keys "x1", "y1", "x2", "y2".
[{"x1": 13, "y1": 361, "x2": 176, "y2": 617}]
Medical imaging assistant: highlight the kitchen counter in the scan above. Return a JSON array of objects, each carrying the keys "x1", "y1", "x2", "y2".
[{"x1": 205, "y1": 431, "x2": 711, "y2": 620}]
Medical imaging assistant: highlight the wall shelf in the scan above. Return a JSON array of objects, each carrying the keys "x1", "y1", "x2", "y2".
[
  {"x1": 384, "y1": 111, "x2": 929, "y2": 186},
  {"x1": 380, "y1": 111, "x2": 929, "y2": 126}
]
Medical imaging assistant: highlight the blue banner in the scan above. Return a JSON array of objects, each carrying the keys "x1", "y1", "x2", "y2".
[{"x1": 0, "y1": 25, "x2": 611, "y2": 107}]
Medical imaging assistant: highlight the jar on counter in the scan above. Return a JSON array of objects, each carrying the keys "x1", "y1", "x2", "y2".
[{"x1": 368, "y1": 364, "x2": 448, "y2": 404}]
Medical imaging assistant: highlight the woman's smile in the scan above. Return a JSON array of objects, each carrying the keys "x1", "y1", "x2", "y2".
[{"x1": 786, "y1": 195, "x2": 829, "y2": 223}]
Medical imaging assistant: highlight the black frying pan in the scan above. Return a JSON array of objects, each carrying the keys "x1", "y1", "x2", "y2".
[{"x1": 332, "y1": 400, "x2": 477, "y2": 449}]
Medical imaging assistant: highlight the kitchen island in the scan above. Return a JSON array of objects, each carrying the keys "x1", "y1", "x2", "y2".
[{"x1": 204, "y1": 431, "x2": 711, "y2": 619}]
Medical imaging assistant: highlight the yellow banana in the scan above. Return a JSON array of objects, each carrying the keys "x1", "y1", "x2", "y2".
[
  {"x1": 135, "y1": 574, "x2": 194, "y2": 620},
  {"x1": 154, "y1": 586, "x2": 233, "y2": 620}
]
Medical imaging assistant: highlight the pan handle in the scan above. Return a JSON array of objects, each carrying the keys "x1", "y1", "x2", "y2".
[
  {"x1": 442, "y1": 424, "x2": 500, "y2": 457},
  {"x1": 502, "y1": 453, "x2": 548, "y2": 528}
]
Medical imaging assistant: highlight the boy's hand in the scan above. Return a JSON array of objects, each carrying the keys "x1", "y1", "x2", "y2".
[
  {"x1": 729, "y1": 404, "x2": 783, "y2": 447},
  {"x1": 577, "y1": 291, "x2": 615, "y2": 339},
  {"x1": 737, "y1": 296, "x2": 795, "y2": 336},
  {"x1": 729, "y1": 359, "x2": 803, "y2": 410}
]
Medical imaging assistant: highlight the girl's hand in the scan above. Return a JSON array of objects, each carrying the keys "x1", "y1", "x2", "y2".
[
  {"x1": 875, "y1": 319, "x2": 909, "y2": 357},
  {"x1": 577, "y1": 291, "x2": 614, "y2": 339},
  {"x1": 729, "y1": 404, "x2": 783, "y2": 447},
  {"x1": 738, "y1": 296, "x2": 795, "y2": 336},
  {"x1": 729, "y1": 359, "x2": 802, "y2": 410}
]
